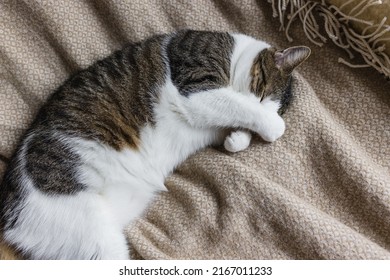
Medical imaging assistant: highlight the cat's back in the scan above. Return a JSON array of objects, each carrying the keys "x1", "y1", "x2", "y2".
[{"x1": 35, "y1": 33, "x2": 169, "y2": 147}]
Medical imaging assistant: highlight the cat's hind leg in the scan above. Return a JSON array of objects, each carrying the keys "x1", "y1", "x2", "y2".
[
  {"x1": 57, "y1": 193, "x2": 130, "y2": 260},
  {"x1": 3, "y1": 190, "x2": 130, "y2": 260},
  {"x1": 89, "y1": 223, "x2": 129, "y2": 260}
]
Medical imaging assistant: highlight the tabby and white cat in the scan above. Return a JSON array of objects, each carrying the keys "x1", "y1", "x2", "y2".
[{"x1": 0, "y1": 30, "x2": 310, "y2": 259}]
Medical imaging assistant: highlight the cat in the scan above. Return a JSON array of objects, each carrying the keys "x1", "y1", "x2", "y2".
[{"x1": 0, "y1": 30, "x2": 310, "y2": 260}]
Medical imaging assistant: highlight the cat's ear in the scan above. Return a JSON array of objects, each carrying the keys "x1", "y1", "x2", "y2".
[{"x1": 275, "y1": 46, "x2": 311, "y2": 75}]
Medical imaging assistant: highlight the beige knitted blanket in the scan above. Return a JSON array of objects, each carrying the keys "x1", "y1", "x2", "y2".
[{"x1": 1, "y1": 0, "x2": 389, "y2": 259}]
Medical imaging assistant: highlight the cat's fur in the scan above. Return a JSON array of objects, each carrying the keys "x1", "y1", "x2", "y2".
[{"x1": 0, "y1": 30, "x2": 310, "y2": 259}]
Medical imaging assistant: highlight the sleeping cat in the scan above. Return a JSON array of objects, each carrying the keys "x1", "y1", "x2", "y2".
[{"x1": 0, "y1": 30, "x2": 310, "y2": 259}]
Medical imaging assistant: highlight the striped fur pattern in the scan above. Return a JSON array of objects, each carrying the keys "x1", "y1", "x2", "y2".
[{"x1": 0, "y1": 30, "x2": 310, "y2": 259}]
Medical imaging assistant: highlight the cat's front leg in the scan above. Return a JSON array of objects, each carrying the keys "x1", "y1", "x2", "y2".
[
  {"x1": 224, "y1": 96, "x2": 284, "y2": 152},
  {"x1": 224, "y1": 109, "x2": 285, "y2": 149},
  {"x1": 181, "y1": 87, "x2": 285, "y2": 142},
  {"x1": 254, "y1": 97, "x2": 285, "y2": 142}
]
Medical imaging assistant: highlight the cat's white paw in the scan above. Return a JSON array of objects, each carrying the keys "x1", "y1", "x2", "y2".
[
  {"x1": 256, "y1": 111, "x2": 286, "y2": 142},
  {"x1": 224, "y1": 130, "x2": 252, "y2": 152},
  {"x1": 261, "y1": 97, "x2": 281, "y2": 112}
]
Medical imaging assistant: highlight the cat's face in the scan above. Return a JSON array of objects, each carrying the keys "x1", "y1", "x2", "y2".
[{"x1": 250, "y1": 46, "x2": 311, "y2": 114}]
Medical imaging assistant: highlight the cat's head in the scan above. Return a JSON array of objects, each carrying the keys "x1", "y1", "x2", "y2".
[{"x1": 249, "y1": 46, "x2": 311, "y2": 114}]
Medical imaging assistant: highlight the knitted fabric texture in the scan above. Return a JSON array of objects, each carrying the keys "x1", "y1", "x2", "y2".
[{"x1": 0, "y1": 0, "x2": 389, "y2": 259}]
